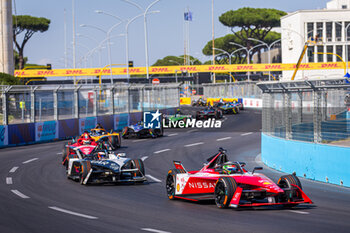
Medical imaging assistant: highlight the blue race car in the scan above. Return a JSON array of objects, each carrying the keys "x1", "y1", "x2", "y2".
[{"x1": 122, "y1": 121, "x2": 163, "y2": 139}]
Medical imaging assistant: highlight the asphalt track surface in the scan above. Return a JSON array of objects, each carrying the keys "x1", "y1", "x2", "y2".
[{"x1": 1, "y1": 107, "x2": 350, "y2": 233}]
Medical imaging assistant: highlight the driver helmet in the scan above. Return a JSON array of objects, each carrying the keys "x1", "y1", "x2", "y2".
[
  {"x1": 222, "y1": 163, "x2": 238, "y2": 174},
  {"x1": 97, "y1": 152, "x2": 105, "y2": 160},
  {"x1": 81, "y1": 132, "x2": 92, "y2": 144}
]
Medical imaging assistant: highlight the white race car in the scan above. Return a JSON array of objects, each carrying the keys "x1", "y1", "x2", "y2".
[{"x1": 66, "y1": 148, "x2": 146, "y2": 185}]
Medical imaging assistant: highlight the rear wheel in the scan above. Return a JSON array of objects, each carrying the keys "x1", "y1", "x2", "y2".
[
  {"x1": 166, "y1": 169, "x2": 186, "y2": 200},
  {"x1": 215, "y1": 177, "x2": 237, "y2": 208}
]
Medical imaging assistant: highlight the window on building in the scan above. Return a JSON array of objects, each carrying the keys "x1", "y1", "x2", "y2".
[
  {"x1": 307, "y1": 22, "x2": 314, "y2": 39},
  {"x1": 346, "y1": 22, "x2": 350, "y2": 40},
  {"x1": 342, "y1": 5, "x2": 347, "y2": 9},
  {"x1": 316, "y1": 22, "x2": 323, "y2": 39},
  {"x1": 307, "y1": 46, "x2": 315, "y2": 63},
  {"x1": 336, "y1": 45, "x2": 343, "y2": 61},
  {"x1": 326, "y1": 22, "x2": 333, "y2": 42},
  {"x1": 336, "y1": 22, "x2": 342, "y2": 41},
  {"x1": 317, "y1": 46, "x2": 324, "y2": 62},
  {"x1": 327, "y1": 46, "x2": 333, "y2": 62}
]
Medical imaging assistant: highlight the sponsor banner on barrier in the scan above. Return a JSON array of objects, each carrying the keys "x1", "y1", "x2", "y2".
[
  {"x1": 35, "y1": 121, "x2": 59, "y2": 142},
  {"x1": 0, "y1": 125, "x2": 8, "y2": 146},
  {"x1": 180, "y1": 97, "x2": 191, "y2": 105},
  {"x1": 79, "y1": 117, "x2": 97, "y2": 135},
  {"x1": 114, "y1": 113, "x2": 129, "y2": 131},
  {"x1": 14, "y1": 62, "x2": 348, "y2": 78},
  {"x1": 243, "y1": 98, "x2": 262, "y2": 108}
]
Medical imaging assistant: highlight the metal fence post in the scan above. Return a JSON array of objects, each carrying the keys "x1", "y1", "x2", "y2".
[
  {"x1": 284, "y1": 92, "x2": 292, "y2": 140},
  {"x1": 322, "y1": 92, "x2": 327, "y2": 121},
  {"x1": 53, "y1": 86, "x2": 60, "y2": 121},
  {"x1": 94, "y1": 89, "x2": 98, "y2": 117},
  {"x1": 2, "y1": 91, "x2": 8, "y2": 125},
  {"x1": 30, "y1": 87, "x2": 37, "y2": 123},
  {"x1": 313, "y1": 91, "x2": 322, "y2": 143},
  {"x1": 110, "y1": 86, "x2": 115, "y2": 116},
  {"x1": 297, "y1": 92, "x2": 303, "y2": 124},
  {"x1": 74, "y1": 86, "x2": 80, "y2": 119}
]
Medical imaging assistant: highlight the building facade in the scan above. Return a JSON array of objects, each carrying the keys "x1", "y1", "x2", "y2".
[{"x1": 281, "y1": 0, "x2": 350, "y2": 80}]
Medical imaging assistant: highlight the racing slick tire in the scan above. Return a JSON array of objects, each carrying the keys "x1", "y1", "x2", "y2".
[
  {"x1": 61, "y1": 146, "x2": 67, "y2": 166},
  {"x1": 166, "y1": 169, "x2": 186, "y2": 200},
  {"x1": 214, "y1": 177, "x2": 237, "y2": 209},
  {"x1": 111, "y1": 136, "x2": 121, "y2": 149},
  {"x1": 277, "y1": 174, "x2": 302, "y2": 207},
  {"x1": 122, "y1": 127, "x2": 130, "y2": 139},
  {"x1": 79, "y1": 161, "x2": 91, "y2": 185},
  {"x1": 131, "y1": 159, "x2": 145, "y2": 178}
]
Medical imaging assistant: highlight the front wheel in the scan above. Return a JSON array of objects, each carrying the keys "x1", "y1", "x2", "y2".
[{"x1": 214, "y1": 177, "x2": 237, "y2": 208}]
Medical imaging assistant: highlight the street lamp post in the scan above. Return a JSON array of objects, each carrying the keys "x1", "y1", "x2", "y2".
[
  {"x1": 121, "y1": 0, "x2": 161, "y2": 80},
  {"x1": 248, "y1": 38, "x2": 281, "y2": 79},
  {"x1": 76, "y1": 33, "x2": 102, "y2": 67}
]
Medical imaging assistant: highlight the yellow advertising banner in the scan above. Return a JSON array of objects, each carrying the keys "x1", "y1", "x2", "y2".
[{"x1": 14, "y1": 62, "x2": 348, "y2": 78}]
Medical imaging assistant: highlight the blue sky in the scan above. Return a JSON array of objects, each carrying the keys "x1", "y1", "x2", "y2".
[{"x1": 14, "y1": 0, "x2": 330, "y2": 69}]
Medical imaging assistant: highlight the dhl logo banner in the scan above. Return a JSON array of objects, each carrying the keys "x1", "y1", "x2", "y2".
[{"x1": 14, "y1": 62, "x2": 347, "y2": 78}]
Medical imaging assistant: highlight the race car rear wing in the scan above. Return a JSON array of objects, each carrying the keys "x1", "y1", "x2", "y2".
[{"x1": 173, "y1": 161, "x2": 187, "y2": 172}]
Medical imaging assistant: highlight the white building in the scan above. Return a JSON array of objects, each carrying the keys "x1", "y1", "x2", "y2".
[{"x1": 281, "y1": 0, "x2": 350, "y2": 80}]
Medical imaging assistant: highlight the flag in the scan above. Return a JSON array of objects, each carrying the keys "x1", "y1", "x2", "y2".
[{"x1": 184, "y1": 11, "x2": 192, "y2": 21}]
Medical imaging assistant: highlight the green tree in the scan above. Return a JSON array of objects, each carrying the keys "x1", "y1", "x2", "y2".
[
  {"x1": 13, "y1": 15, "x2": 51, "y2": 69},
  {"x1": 218, "y1": 8, "x2": 286, "y2": 63},
  {"x1": 0, "y1": 72, "x2": 20, "y2": 85},
  {"x1": 152, "y1": 55, "x2": 202, "y2": 66},
  {"x1": 202, "y1": 30, "x2": 281, "y2": 64}
]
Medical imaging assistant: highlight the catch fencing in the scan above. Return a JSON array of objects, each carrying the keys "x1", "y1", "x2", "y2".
[
  {"x1": 257, "y1": 79, "x2": 350, "y2": 144},
  {"x1": 202, "y1": 82, "x2": 262, "y2": 99},
  {"x1": 0, "y1": 84, "x2": 180, "y2": 125}
]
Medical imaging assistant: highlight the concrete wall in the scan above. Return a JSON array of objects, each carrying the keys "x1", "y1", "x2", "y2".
[
  {"x1": 0, "y1": 0, "x2": 14, "y2": 74},
  {"x1": 262, "y1": 133, "x2": 350, "y2": 187}
]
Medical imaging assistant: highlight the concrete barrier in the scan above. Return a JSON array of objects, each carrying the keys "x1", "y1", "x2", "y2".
[{"x1": 262, "y1": 133, "x2": 350, "y2": 187}]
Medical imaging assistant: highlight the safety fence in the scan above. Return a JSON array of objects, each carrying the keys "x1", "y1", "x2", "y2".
[
  {"x1": 201, "y1": 82, "x2": 262, "y2": 108},
  {"x1": 258, "y1": 79, "x2": 350, "y2": 143},
  {"x1": 258, "y1": 79, "x2": 350, "y2": 187},
  {"x1": 0, "y1": 84, "x2": 180, "y2": 147}
]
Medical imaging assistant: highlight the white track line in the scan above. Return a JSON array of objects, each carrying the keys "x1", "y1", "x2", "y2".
[
  {"x1": 146, "y1": 175, "x2": 162, "y2": 183},
  {"x1": 288, "y1": 210, "x2": 310, "y2": 215},
  {"x1": 184, "y1": 142, "x2": 204, "y2": 147},
  {"x1": 167, "y1": 133, "x2": 178, "y2": 137},
  {"x1": 141, "y1": 228, "x2": 171, "y2": 233},
  {"x1": 6, "y1": 177, "x2": 13, "y2": 185},
  {"x1": 9, "y1": 166, "x2": 18, "y2": 173},
  {"x1": 22, "y1": 158, "x2": 38, "y2": 164},
  {"x1": 56, "y1": 152, "x2": 62, "y2": 155},
  {"x1": 154, "y1": 149, "x2": 171, "y2": 154},
  {"x1": 48, "y1": 206, "x2": 98, "y2": 219},
  {"x1": 216, "y1": 137, "x2": 232, "y2": 141},
  {"x1": 11, "y1": 190, "x2": 30, "y2": 199},
  {"x1": 141, "y1": 156, "x2": 149, "y2": 161},
  {"x1": 187, "y1": 129, "x2": 198, "y2": 133},
  {"x1": 241, "y1": 132, "x2": 253, "y2": 136},
  {"x1": 132, "y1": 139, "x2": 147, "y2": 143}
]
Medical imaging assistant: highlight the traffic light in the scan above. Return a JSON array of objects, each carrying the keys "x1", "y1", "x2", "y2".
[
  {"x1": 128, "y1": 61, "x2": 134, "y2": 67},
  {"x1": 46, "y1": 64, "x2": 52, "y2": 70}
]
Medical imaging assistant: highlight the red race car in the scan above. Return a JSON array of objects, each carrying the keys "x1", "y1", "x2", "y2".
[
  {"x1": 62, "y1": 132, "x2": 100, "y2": 168},
  {"x1": 166, "y1": 148, "x2": 312, "y2": 209}
]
